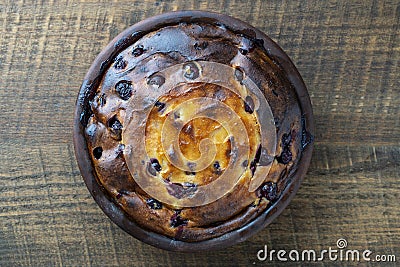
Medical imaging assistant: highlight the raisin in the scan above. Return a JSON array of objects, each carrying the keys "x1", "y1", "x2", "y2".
[
  {"x1": 108, "y1": 115, "x2": 123, "y2": 141},
  {"x1": 182, "y1": 182, "x2": 196, "y2": 187},
  {"x1": 277, "y1": 147, "x2": 292, "y2": 164},
  {"x1": 249, "y1": 144, "x2": 263, "y2": 175},
  {"x1": 238, "y1": 37, "x2": 254, "y2": 55},
  {"x1": 93, "y1": 147, "x2": 103, "y2": 159},
  {"x1": 244, "y1": 95, "x2": 254, "y2": 114},
  {"x1": 194, "y1": 41, "x2": 208, "y2": 50},
  {"x1": 187, "y1": 162, "x2": 196, "y2": 171},
  {"x1": 250, "y1": 160, "x2": 257, "y2": 176},
  {"x1": 114, "y1": 56, "x2": 127, "y2": 70},
  {"x1": 147, "y1": 162, "x2": 157, "y2": 176},
  {"x1": 182, "y1": 123, "x2": 194, "y2": 138},
  {"x1": 150, "y1": 158, "x2": 162, "y2": 172},
  {"x1": 183, "y1": 62, "x2": 200, "y2": 80},
  {"x1": 99, "y1": 93, "x2": 106, "y2": 106},
  {"x1": 132, "y1": 45, "x2": 145, "y2": 57},
  {"x1": 242, "y1": 159, "x2": 249, "y2": 167},
  {"x1": 277, "y1": 132, "x2": 293, "y2": 164},
  {"x1": 281, "y1": 133, "x2": 292, "y2": 147},
  {"x1": 116, "y1": 189, "x2": 129, "y2": 200},
  {"x1": 147, "y1": 74, "x2": 165, "y2": 87},
  {"x1": 115, "y1": 80, "x2": 132, "y2": 100},
  {"x1": 213, "y1": 161, "x2": 220, "y2": 170},
  {"x1": 146, "y1": 198, "x2": 162, "y2": 209},
  {"x1": 170, "y1": 211, "x2": 188, "y2": 228},
  {"x1": 167, "y1": 182, "x2": 197, "y2": 199},
  {"x1": 257, "y1": 182, "x2": 278, "y2": 201},
  {"x1": 115, "y1": 144, "x2": 125, "y2": 158},
  {"x1": 234, "y1": 67, "x2": 244, "y2": 82},
  {"x1": 213, "y1": 161, "x2": 221, "y2": 174},
  {"x1": 254, "y1": 144, "x2": 262, "y2": 163},
  {"x1": 239, "y1": 48, "x2": 248, "y2": 55},
  {"x1": 154, "y1": 101, "x2": 166, "y2": 112},
  {"x1": 174, "y1": 111, "x2": 181, "y2": 119},
  {"x1": 254, "y1": 38, "x2": 264, "y2": 48},
  {"x1": 80, "y1": 109, "x2": 92, "y2": 127},
  {"x1": 274, "y1": 118, "x2": 280, "y2": 127},
  {"x1": 213, "y1": 89, "x2": 226, "y2": 101},
  {"x1": 85, "y1": 124, "x2": 97, "y2": 139}
]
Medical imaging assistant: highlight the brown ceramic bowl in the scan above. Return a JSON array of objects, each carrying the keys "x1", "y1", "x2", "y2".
[{"x1": 73, "y1": 11, "x2": 314, "y2": 252}]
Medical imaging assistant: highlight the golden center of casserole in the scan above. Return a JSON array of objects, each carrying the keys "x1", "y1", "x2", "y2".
[{"x1": 145, "y1": 82, "x2": 261, "y2": 187}]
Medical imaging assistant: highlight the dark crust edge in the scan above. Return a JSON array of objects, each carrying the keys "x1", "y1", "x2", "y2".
[{"x1": 73, "y1": 10, "x2": 315, "y2": 252}]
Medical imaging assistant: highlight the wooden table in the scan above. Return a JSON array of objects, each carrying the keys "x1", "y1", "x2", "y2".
[{"x1": 1, "y1": 1, "x2": 399, "y2": 266}]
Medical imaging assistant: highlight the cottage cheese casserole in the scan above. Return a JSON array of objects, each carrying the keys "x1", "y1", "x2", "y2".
[{"x1": 73, "y1": 11, "x2": 314, "y2": 251}]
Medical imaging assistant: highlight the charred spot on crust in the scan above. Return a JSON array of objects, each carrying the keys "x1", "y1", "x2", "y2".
[
  {"x1": 116, "y1": 189, "x2": 130, "y2": 200},
  {"x1": 79, "y1": 80, "x2": 98, "y2": 127},
  {"x1": 250, "y1": 144, "x2": 263, "y2": 176},
  {"x1": 301, "y1": 114, "x2": 314, "y2": 150},
  {"x1": 114, "y1": 31, "x2": 144, "y2": 51}
]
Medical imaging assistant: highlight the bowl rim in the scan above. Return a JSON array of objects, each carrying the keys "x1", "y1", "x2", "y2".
[{"x1": 73, "y1": 10, "x2": 315, "y2": 252}]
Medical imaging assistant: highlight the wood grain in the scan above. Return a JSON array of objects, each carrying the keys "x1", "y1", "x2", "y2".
[{"x1": 0, "y1": 0, "x2": 399, "y2": 266}]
